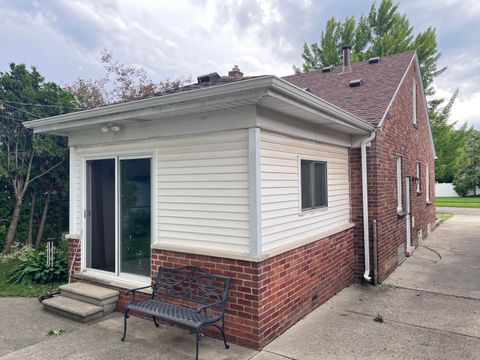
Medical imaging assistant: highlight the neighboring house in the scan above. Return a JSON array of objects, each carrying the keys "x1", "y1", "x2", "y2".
[{"x1": 25, "y1": 48, "x2": 436, "y2": 349}]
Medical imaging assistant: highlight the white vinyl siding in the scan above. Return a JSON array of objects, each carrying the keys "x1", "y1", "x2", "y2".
[
  {"x1": 396, "y1": 156, "x2": 403, "y2": 213},
  {"x1": 260, "y1": 131, "x2": 350, "y2": 252},
  {"x1": 155, "y1": 131, "x2": 250, "y2": 254}
]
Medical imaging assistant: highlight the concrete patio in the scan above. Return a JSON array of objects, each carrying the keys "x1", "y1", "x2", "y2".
[{"x1": 1, "y1": 207, "x2": 479, "y2": 359}]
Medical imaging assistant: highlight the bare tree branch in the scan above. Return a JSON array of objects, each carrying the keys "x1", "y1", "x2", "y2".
[{"x1": 27, "y1": 160, "x2": 64, "y2": 187}]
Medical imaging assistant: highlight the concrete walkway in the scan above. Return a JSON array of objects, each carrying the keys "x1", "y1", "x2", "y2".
[{"x1": 1, "y1": 208, "x2": 479, "y2": 359}]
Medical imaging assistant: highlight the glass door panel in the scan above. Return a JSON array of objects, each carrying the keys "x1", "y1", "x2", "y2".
[
  {"x1": 86, "y1": 159, "x2": 116, "y2": 273},
  {"x1": 119, "y1": 158, "x2": 151, "y2": 277}
]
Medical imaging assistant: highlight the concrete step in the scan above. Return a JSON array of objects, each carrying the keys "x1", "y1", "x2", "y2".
[
  {"x1": 43, "y1": 296, "x2": 104, "y2": 323},
  {"x1": 59, "y1": 282, "x2": 119, "y2": 313}
]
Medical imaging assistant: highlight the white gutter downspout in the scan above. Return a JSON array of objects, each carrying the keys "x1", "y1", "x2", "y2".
[{"x1": 361, "y1": 131, "x2": 377, "y2": 283}]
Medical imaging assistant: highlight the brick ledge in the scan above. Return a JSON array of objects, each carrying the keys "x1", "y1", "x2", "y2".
[{"x1": 152, "y1": 222, "x2": 355, "y2": 262}]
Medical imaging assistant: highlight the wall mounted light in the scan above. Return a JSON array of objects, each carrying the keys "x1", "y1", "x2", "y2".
[{"x1": 100, "y1": 123, "x2": 121, "y2": 133}]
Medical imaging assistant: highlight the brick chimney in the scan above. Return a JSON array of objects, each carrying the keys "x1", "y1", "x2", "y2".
[
  {"x1": 342, "y1": 45, "x2": 352, "y2": 73},
  {"x1": 228, "y1": 65, "x2": 243, "y2": 78}
]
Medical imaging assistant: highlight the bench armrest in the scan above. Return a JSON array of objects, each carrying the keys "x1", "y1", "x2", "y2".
[
  {"x1": 125, "y1": 284, "x2": 153, "y2": 300},
  {"x1": 196, "y1": 299, "x2": 226, "y2": 314}
]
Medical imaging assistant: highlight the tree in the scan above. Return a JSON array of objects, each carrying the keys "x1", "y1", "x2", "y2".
[
  {"x1": 67, "y1": 49, "x2": 190, "y2": 109},
  {"x1": 429, "y1": 91, "x2": 472, "y2": 183},
  {"x1": 0, "y1": 63, "x2": 77, "y2": 253},
  {"x1": 454, "y1": 130, "x2": 480, "y2": 196},
  {"x1": 298, "y1": 0, "x2": 445, "y2": 95}
]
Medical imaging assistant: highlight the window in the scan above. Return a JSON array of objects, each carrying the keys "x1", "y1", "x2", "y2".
[
  {"x1": 301, "y1": 159, "x2": 327, "y2": 210},
  {"x1": 396, "y1": 156, "x2": 403, "y2": 213},
  {"x1": 426, "y1": 163, "x2": 431, "y2": 203},
  {"x1": 413, "y1": 80, "x2": 417, "y2": 126},
  {"x1": 416, "y1": 161, "x2": 421, "y2": 193}
]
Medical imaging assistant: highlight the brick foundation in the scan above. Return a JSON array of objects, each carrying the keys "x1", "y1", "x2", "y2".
[{"x1": 68, "y1": 227, "x2": 355, "y2": 349}]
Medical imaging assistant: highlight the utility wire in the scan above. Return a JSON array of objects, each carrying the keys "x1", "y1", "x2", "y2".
[
  {"x1": 1, "y1": 99, "x2": 82, "y2": 110},
  {"x1": 2, "y1": 102, "x2": 42, "y2": 119}
]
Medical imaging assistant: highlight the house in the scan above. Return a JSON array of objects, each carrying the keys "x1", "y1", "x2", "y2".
[{"x1": 24, "y1": 47, "x2": 436, "y2": 350}]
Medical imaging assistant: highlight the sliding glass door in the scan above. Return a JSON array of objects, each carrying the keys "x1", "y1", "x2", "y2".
[
  {"x1": 119, "y1": 159, "x2": 151, "y2": 277},
  {"x1": 86, "y1": 157, "x2": 151, "y2": 279}
]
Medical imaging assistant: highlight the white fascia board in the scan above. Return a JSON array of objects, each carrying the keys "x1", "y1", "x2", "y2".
[
  {"x1": 269, "y1": 77, "x2": 375, "y2": 133},
  {"x1": 24, "y1": 75, "x2": 374, "y2": 135}
]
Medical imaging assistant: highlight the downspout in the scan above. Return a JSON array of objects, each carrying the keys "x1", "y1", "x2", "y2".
[{"x1": 361, "y1": 131, "x2": 377, "y2": 283}]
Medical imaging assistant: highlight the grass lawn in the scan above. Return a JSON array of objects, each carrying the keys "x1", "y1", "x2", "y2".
[
  {"x1": 0, "y1": 261, "x2": 59, "y2": 297},
  {"x1": 435, "y1": 197, "x2": 480, "y2": 208},
  {"x1": 436, "y1": 212, "x2": 453, "y2": 222}
]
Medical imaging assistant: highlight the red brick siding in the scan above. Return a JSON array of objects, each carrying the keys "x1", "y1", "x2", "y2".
[
  {"x1": 67, "y1": 238, "x2": 81, "y2": 280},
  {"x1": 67, "y1": 227, "x2": 355, "y2": 350},
  {"x1": 351, "y1": 61, "x2": 436, "y2": 282}
]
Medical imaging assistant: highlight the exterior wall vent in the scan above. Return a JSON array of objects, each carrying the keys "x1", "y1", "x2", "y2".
[
  {"x1": 197, "y1": 72, "x2": 221, "y2": 84},
  {"x1": 349, "y1": 79, "x2": 363, "y2": 87},
  {"x1": 368, "y1": 57, "x2": 380, "y2": 64},
  {"x1": 321, "y1": 65, "x2": 334, "y2": 73}
]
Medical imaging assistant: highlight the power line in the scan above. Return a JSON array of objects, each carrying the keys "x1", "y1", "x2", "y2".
[
  {"x1": 2, "y1": 102, "x2": 42, "y2": 119},
  {"x1": 1, "y1": 99, "x2": 82, "y2": 110}
]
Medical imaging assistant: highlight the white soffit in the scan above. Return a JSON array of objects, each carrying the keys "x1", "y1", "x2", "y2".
[{"x1": 24, "y1": 76, "x2": 374, "y2": 136}]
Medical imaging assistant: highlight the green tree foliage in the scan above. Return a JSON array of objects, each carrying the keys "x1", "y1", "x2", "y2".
[
  {"x1": 0, "y1": 64, "x2": 78, "y2": 253},
  {"x1": 454, "y1": 130, "x2": 480, "y2": 196},
  {"x1": 299, "y1": 0, "x2": 445, "y2": 95},
  {"x1": 429, "y1": 91, "x2": 472, "y2": 183}
]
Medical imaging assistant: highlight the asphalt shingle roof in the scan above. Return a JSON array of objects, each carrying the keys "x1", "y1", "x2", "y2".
[{"x1": 282, "y1": 51, "x2": 416, "y2": 125}]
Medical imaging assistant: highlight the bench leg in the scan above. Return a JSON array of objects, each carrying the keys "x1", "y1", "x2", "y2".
[
  {"x1": 121, "y1": 308, "x2": 129, "y2": 342},
  {"x1": 195, "y1": 328, "x2": 202, "y2": 360},
  {"x1": 152, "y1": 315, "x2": 159, "y2": 328},
  {"x1": 220, "y1": 316, "x2": 229, "y2": 349}
]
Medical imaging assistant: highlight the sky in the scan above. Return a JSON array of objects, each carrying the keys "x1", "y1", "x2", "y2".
[{"x1": 1, "y1": 0, "x2": 479, "y2": 129}]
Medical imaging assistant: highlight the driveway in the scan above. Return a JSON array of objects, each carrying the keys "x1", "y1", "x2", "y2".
[{"x1": 1, "y1": 208, "x2": 479, "y2": 359}]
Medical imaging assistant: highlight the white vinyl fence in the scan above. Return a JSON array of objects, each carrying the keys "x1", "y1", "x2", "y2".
[{"x1": 435, "y1": 182, "x2": 480, "y2": 197}]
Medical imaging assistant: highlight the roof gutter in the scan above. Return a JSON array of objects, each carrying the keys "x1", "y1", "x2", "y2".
[{"x1": 24, "y1": 76, "x2": 374, "y2": 134}]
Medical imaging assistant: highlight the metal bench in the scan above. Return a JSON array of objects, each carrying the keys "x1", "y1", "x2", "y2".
[{"x1": 121, "y1": 266, "x2": 232, "y2": 360}]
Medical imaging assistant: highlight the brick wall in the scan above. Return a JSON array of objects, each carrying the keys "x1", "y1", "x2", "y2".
[
  {"x1": 69, "y1": 227, "x2": 355, "y2": 350},
  {"x1": 351, "y1": 60, "x2": 436, "y2": 283}
]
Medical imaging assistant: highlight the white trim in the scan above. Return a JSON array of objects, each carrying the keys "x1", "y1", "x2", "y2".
[
  {"x1": 248, "y1": 127, "x2": 262, "y2": 257},
  {"x1": 416, "y1": 161, "x2": 421, "y2": 193},
  {"x1": 378, "y1": 53, "x2": 416, "y2": 128},
  {"x1": 24, "y1": 76, "x2": 375, "y2": 135},
  {"x1": 413, "y1": 80, "x2": 417, "y2": 126},
  {"x1": 80, "y1": 151, "x2": 154, "y2": 281},
  {"x1": 152, "y1": 222, "x2": 355, "y2": 262},
  {"x1": 426, "y1": 163, "x2": 431, "y2": 203},
  {"x1": 69, "y1": 146, "x2": 78, "y2": 235},
  {"x1": 396, "y1": 156, "x2": 403, "y2": 213}
]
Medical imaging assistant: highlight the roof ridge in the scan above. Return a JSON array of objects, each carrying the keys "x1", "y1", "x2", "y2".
[{"x1": 286, "y1": 49, "x2": 416, "y2": 78}]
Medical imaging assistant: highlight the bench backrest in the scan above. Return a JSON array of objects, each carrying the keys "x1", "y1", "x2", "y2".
[{"x1": 153, "y1": 266, "x2": 232, "y2": 310}]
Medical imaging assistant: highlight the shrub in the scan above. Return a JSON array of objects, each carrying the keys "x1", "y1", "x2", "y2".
[
  {"x1": 0, "y1": 243, "x2": 33, "y2": 264},
  {"x1": 7, "y1": 246, "x2": 67, "y2": 285}
]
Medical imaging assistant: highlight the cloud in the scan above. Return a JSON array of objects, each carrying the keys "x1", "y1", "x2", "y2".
[{"x1": 0, "y1": 0, "x2": 478, "y2": 128}]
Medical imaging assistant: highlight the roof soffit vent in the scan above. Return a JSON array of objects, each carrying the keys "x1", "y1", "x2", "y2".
[
  {"x1": 197, "y1": 72, "x2": 221, "y2": 84},
  {"x1": 349, "y1": 79, "x2": 364, "y2": 87},
  {"x1": 368, "y1": 57, "x2": 380, "y2": 64}
]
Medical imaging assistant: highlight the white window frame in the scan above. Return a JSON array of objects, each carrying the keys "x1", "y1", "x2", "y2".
[
  {"x1": 298, "y1": 157, "x2": 328, "y2": 213},
  {"x1": 426, "y1": 163, "x2": 431, "y2": 203},
  {"x1": 416, "y1": 161, "x2": 421, "y2": 193},
  {"x1": 413, "y1": 80, "x2": 417, "y2": 127},
  {"x1": 396, "y1": 156, "x2": 403, "y2": 213}
]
